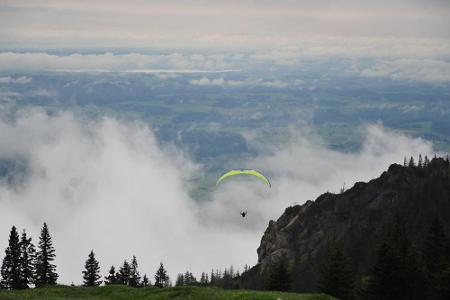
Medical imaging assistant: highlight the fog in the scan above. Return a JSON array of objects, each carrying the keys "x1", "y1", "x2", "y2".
[{"x1": 0, "y1": 108, "x2": 433, "y2": 283}]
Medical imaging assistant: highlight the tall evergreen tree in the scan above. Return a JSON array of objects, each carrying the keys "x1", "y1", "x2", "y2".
[
  {"x1": 129, "y1": 256, "x2": 141, "y2": 287},
  {"x1": 1, "y1": 226, "x2": 22, "y2": 289},
  {"x1": 408, "y1": 156, "x2": 415, "y2": 167},
  {"x1": 35, "y1": 223, "x2": 58, "y2": 286},
  {"x1": 365, "y1": 216, "x2": 424, "y2": 300},
  {"x1": 82, "y1": 250, "x2": 101, "y2": 287},
  {"x1": 19, "y1": 230, "x2": 36, "y2": 289},
  {"x1": 141, "y1": 274, "x2": 150, "y2": 288},
  {"x1": 418, "y1": 154, "x2": 423, "y2": 167},
  {"x1": 200, "y1": 272, "x2": 208, "y2": 285},
  {"x1": 104, "y1": 265, "x2": 118, "y2": 285},
  {"x1": 118, "y1": 260, "x2": 131, "y2": 285},
  {"x1": 154, "y1": 262, "x2": 169, "y2": 288},
  {"x1": 267, "y1": 254, "x2": 291, "y2": 291},
  {"x1": 175, "y1": 274, "x2": 184, "y2": 286},
  {"x1": 422, "y1": 218, "x2": 450, "y2": 299},
  {"x1": 318, "y1": 243, "x2": 354, "y2": 300}
]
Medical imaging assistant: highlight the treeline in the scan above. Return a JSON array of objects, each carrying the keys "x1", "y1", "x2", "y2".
[{"x1": 0, "y1": 223, "x2": 246, "y2": 291}]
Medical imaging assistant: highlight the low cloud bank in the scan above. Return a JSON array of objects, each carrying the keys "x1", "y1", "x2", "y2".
[{"x1": 0, "y1": 109, "x2": 433, "y2": 283}]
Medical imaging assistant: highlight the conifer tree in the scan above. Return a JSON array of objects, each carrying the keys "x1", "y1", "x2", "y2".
[
  {"x1": 200, "y1": 272, "x2": 208, "y2": 285},
  {"x1": 418, "y1": 154, "x2": 423, "y2": 167},
  {"x1": 365, "y1": 216, "x2": 424, "y2": 300},
  {"x1": 154, "y1": 262, "x2": 169, "y2": 288},
  {"x1": 424, "y1": 155, "x2": 430, "y2": 167},
  {"x1": 408, "y1": 156, "x2": 415, "y2": 167},
  {"x1": 1, "y1": 226, "x2": 22, "y2": 289},
  {"x1": 422, "y1": 218, "x2": 450, "y2": 298},
  {"x1": 35, "y1": 223, "x2": 58, "y2": 286},
  {"x1": 403, "y1": 157, "x2": 407, "y2": 166},
  {"x1": 175, "y1": 274, "x2": 184, "y2": 286},
  {"x1": 141, "y1": 274, "x2": 150, "y2": 288},
  {"x1": 129, "y1": 256, "x2": 141, "y2": 287},
  {"x1": 118, "y1": 260, "x2": 131, "y2": 285},
  {"x1": 267, "y1": 254, "x2": 291, "y2": 291},
  {"x1": 82, "y1": 250, "x2": 101, "y2": 287},
  {"x1": 318, "y1": 243, "x2": 353, "y2": 300},
  {"x1": 19, "y1": 230, "x2": 36, "y2": 289},
  {"x1": 104, "y1": 266, "x2": 118, "y2": 285}
]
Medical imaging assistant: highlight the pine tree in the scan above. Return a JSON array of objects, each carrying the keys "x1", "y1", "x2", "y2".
[
  {"x1": 267, "y1": 254, "x2": 291, "y2": 291},
  {"x1": 82, "y1": 250, "x2": 101, "y2": 287},
  {"x1": 422, "y1": 218, "x2": 450, "y2": 298},
  {"x1": 35, "y1": 223, "x2": 58, "y2": 286},
  {"x1": 318, "y1": 243, "x2": 353, "y2": 300},
  {"x1": 118, "y1": 260, "x2": 131, "y2": 285},
  {"x1": 365, "y1": 216, "x2": 425, "y2": 300},
  {"x1": 176, "y1": 274, "x2": 184, "y2": 286},
  {"x1": 154, "y1": 262, "x2": 169, "y2": 288},
  {"x1": 19, "y1": 230, "x2": 36, "y2": 289},
  {"x1": 129, "y1": 256, "x2": 141, "y2": 287},
  {"x1": 104, "y1": 266, "x2": 118, "y2": 285},
  {"x1": 408, "y1": 156, "x2": 415, "y2": 167},
  {"x1": 1, "y1": 226, "x2": 22, "y2": 289},
  {"x1": 403, "y1": 156, "x2": 408, "y2": 167},
  {"x1": 200, "y1": 272, "x2": 208, "y2": 285},
  {"x1": 424, "y1": 155, "x2": 430, "y2": 167},
  {"x1": 141, "y1": 274, "x2": 150, "y2": 288}
]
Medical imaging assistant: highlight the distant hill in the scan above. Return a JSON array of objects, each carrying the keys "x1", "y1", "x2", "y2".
[
  {"x1": 241, "y1": 157, "x2": 450, "y2": 292},
  {"x1": 0, "y1": 285, "x2": 335, "y2": 300}
]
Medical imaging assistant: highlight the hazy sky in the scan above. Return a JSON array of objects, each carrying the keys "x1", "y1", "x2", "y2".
[{"x1": 1, "y1": 0, "x2": 449, "y2": 49}]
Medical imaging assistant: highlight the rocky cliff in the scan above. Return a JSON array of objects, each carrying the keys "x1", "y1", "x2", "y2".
[{"x1": 245, "y1": 157, "x2": 450, "y2": 292}]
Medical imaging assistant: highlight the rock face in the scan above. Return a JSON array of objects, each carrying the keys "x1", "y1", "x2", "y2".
[{"x1": 249, "y1": 158, "x2": 450, "y2": 292}]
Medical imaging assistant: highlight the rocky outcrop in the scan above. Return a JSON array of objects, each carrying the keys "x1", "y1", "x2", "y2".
[{"x1": 249, "y1": 158, "x2": 450, "y2": 292}]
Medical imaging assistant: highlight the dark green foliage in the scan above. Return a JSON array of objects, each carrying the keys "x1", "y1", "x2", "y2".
[
  {"x1": 268, "y1": 254, "x2": 291, "y2": 292},
  {"x1": 200, "y1": 272, "x2": 208, "y2": 285},
  {"x1": 422, "y1": 218, "x2": 450, "y2": 299},
  {"x1": 118, "y1": 260, "x2": 131, "y2": 285},
  {"x1": 365, "y1": 216, "x2": 425, "y2": 300},
  {"x1": 175, "y1": 274, "x2": 184, "y2": 286},
  {"x1": 104, "y1": 266, "x2": 118, "y2": 285},
  {"x1": 141, "y1": 274, "x2": 150, "y2": 288},
  {"x1": 318, "y1": 243, "x2": 353, "y2": 300},
  {"x1": 82, "y1": 250, "x2": 101, "y2": 287},
  {"x1": 35, "y1": 223, "x2": 58, "y2": 286},
  {"x1": 129, "y1": 256, "x2": 141, "y2": 287},
  {"x1": 154, "y1": 262, "x2": 169, "y2": 288},
  {"x1": 1, "y1": 226, "x2": 22, "y2": 289},
  {"x1": 19, "y1": 230, "x2": 36, "y2": 289}
]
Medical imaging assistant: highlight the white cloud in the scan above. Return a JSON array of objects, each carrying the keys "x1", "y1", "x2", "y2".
[
  {"x1": 359, "y1": 58, "x2": 450, "y2": 83},
  {"x1": 190, "y1": 77, "x2": 290, "y2": 88},
  {"x1": 0, "y1": 76, "x2": 32, "y2": 84},
  {"x1": 0, "y1": 109, "x2": 434, "y2": 285}
]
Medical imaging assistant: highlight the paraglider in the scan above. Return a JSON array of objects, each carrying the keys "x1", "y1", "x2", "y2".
[
  {"x1": 215, "y1": 169, "x2": 271, "y2": 187},
  {"x1": 216, "y1": 169, "x2": 270, "y2": 218}
]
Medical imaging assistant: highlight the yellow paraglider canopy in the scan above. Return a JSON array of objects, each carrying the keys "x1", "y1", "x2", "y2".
[{"x1": 216, "y1": 170, "x2": 271, "y2": 188}]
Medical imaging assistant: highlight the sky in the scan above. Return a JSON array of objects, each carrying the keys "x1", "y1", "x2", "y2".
[{"x1": 0, "y1": 0, "x2": 449, "y2": 49}]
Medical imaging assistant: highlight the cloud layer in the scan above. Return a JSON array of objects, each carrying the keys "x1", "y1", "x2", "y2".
[{"x1": 0, "y1": 108, "x2": 434, "y2": 284}]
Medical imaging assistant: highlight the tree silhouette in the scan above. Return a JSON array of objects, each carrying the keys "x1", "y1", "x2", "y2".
[
  {"x1": 19, "y1": 230, "x2": 36, "y2": 289},
  {"x1": 35, "y1": 223, "x2": 58, "y2": 286},
  {"x1": 104, "y1": 266, "x2": 118, "y2": 285},
  {"x1": 141, "y1": 274, "x2": 150, "y2": 288},
  {"x1": 154, "y1": 262, "x2": 169, "y2": 288},
  {"x1": 82, "y1": 250, "x2": 101, "y2": 287},
  {"x1": 318, "y1": 243, "x2": 353, "y2": 299},
  {"x1": 118, "y1": 260, "x2": 131, "y2": 285},
  {"x1": 267, "y1": 254, "x2": 291, "y2": 291},
  {"x1": 129, "y1": 256, "x2": 141, "y2": 287},
  {"x1": 1, "y1": 226, "x2": 21, "y2": 289}
]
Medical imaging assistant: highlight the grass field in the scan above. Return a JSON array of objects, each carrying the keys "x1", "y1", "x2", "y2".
[{"x1": 0, "y1": 285, "x2": 335, "y2": 300}]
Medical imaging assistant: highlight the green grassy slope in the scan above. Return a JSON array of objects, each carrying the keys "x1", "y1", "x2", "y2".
[{"x1": 0, "y1": 285, "x2": 335, "y2": 300}]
